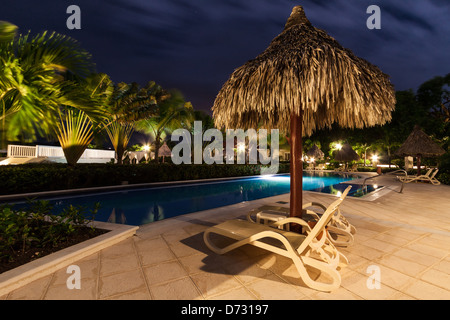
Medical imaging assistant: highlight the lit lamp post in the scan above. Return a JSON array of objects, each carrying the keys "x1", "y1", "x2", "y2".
[
  {"x1": 335, "y1": 143, "x2": 343, "y2": 168},
  {"x1": 143, "y1": 145, "x2": 150, "y2": 162},
  {"x1": 371, "y1": 154, "x2": 378, "y2": 166},
  {"x1": 372, "y1": 154, "x2": 380, "y2": 174}
]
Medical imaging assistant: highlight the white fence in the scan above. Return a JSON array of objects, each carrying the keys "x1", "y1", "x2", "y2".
[
  {"x1": 7, "y1": 144, "x2": 115, "y2": 161},
  {"x1": 7, "y1": 145, "x2": 37, "y2": 158}
]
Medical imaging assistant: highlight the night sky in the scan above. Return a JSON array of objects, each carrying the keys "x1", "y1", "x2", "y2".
[{"x1": 2, "y1": 0, "x2": 450, "y2": 114}]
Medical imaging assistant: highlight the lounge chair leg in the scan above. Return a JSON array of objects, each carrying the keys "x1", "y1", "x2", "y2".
[
  {"x1": 327, "y1": 226, "x2": 354, "y2": 247},
  {"x1": 299, "y1": 256, "x2": 341, "y2": 292}
]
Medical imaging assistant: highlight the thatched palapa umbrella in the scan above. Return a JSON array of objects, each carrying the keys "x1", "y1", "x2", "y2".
[
  {"x1": 395, "y1": 125, "x2": 445, "y2": 175},
  {"x1": 306, "y1": 144, "x2": 324, "y2": 161},
  {"x1": 334, "y1": 143, "x2": 360, "y2": 169},
  {"x1": 158, "y1": 141, "x2": 172, "y2": 163},
  {"x1": 212, "y1": 6, "x2": 395, "y2": 219},
  {"x1": 334, "y1": 143, "x2": 360, "y2": 162}
]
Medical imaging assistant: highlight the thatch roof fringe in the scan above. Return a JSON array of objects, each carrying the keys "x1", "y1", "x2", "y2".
[{"x1": 395, "y1": 125, "x2": 445, "y2": 157}]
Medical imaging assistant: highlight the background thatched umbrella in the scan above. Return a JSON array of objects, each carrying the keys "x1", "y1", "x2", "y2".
[
  {"x1": 334, "y1": 142, "x2": 360, "y2": 169},
  {"x1": 212, "y1": 6, "x2": 395, "y2": 219},
  {"x1": 158, "y1": 141, "x2": 172, "y2": 163},
  {"x1": 306, "y1": 144, "x2": 324, "y2": 160},
  {"x1": 395, "y1": 125, "x2": 445, "y2": 175}
]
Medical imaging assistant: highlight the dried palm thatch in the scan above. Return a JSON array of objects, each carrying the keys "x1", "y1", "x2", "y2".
[
  {"x1": 334, "y1": 143, "x2": 360, "y2": 162},
  {"x1": 306, "y1": 144, "x2": 324, "y2": 160},
  {"x1": 158, "y1": 141, "x2": 172, "y2": 157},
  {"x1": 212, "y1": 6, "x2": 395, "y2": 135},
  {"x1": 395, "y1": 125, "x2": 445, "y2": 158}
]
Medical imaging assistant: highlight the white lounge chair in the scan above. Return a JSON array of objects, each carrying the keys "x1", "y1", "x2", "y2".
[
  {"x1": 247, "y1": 186, "x2": 356, "y2": 247},
  {"x1": 399, "y1": 168, "x2": 440, "y2": 185},
  {"x1": 203, "y1": 190, "x2": 350, "y2": 292}
]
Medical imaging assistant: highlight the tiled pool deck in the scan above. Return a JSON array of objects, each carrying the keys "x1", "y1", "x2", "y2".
[{"x1": 1, "y1": 173, "x2": 450, "y2": 300}]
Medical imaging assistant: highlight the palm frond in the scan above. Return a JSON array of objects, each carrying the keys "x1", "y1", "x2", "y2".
[
  {"x1": 56, "y1": 109, "x2": 93, "y2": 165},
  {"x1": 0, "y1": 21, "x2": 17, "y2": 44}
]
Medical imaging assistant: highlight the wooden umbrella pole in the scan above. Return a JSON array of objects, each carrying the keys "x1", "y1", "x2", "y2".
[{"x1": 290, "y1": 110, "x2": 303, "y2": 219}]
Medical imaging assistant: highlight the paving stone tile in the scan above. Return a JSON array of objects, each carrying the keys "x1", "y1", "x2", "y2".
[
  {"x1": 44, "y1": 278, "x2": 97, "y2": 300},
  {"x1": 244, "y1": 274, "x2": 307, "y2": 300},
  {"x1": 5, "y1": 275, "x2": 51, "y2": 300},
  {"x1": 403, "y1": 280, "x2": 450, "y2": 300},
  {"x1": 100, "y1": 252, "x2": 140, "y2": 276},
  {"x1": 207, "y1": 286, "x2": 257, "y2": 300},
  {"x1": 104, "y1": 288, "x2": 151, "y2": 300},
  {"x1": 98, "y1": 269, "x2": 147, "y2": 299},
  {"x1": 392, "y1": 248, "x2": 440, "y2": 267},
  {"x1": 150, "y1": 277, "x2": 203, "y2": 300},
  {"x1": 420, "y1": 268, "x2": 450, "y2": 291},
  {"x1": 341, "y1": 270, "x2": 399, "y2": 300},
  {"x1": 144, "y1": 260, "x2": 188, "y2": 286},
  {"x1": 190, "y1": 270, "x2": 244, "y2": 299},
  {"x1": 378, "y1": 254, "x2": 429, "y2": 277}
]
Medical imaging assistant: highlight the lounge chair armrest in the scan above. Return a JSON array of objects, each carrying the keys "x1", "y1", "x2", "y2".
[
  {"x1": 271, "y1": 217, "x2": 311, "y2": 231},
  {"x1": 303, "y1": 201, "x2": 327, "y2": 211},
  {"x1": 303, "y1": 210, "x2": 320, "y2": 220}
]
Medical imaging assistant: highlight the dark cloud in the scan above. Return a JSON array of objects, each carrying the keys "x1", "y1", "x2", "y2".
[{"x1": 2, "y1": 0, "x2": 449, "y2": 113}]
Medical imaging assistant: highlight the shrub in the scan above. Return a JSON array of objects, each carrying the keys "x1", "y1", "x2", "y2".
[
  {"x1": 0, "y1": 163, "x2": 291, "y2": 195},
  {"x1": 0, "y1": 200, "x2": 100, "y2": 263},
  {"x1": 438, "y1": 152, "x2": 450, "y2": 185}
]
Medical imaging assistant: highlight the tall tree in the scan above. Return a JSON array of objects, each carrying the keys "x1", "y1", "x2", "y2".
[
  {"x1": 104, "y1": 81, "x2": 166, "y2": 164},
  {"x1": 0, "y1": 21, "x2": 101, "y2": 146},
  {"x1": 54, "y1": 73, "x2": 113, "y2": 165},
  {"x1": 136, "y1": 90, "x2": 194, "y2": 163}
]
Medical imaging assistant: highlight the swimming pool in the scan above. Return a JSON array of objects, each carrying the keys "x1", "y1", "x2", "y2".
[{"x1": 7, "y1": 172, "x2": 376, "y2": 226}]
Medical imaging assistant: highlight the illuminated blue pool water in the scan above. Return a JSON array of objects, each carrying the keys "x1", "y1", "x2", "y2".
[{"x1": 9, "y1": 173, "x2": 379, "y2": 226}]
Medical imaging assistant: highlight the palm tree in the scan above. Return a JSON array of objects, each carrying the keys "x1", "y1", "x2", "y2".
[
  {"x1": 0, "y1": 21, "x2": 101, "y2": 145},
  {"x1": 136, "y1": 90, "x2": 194, "y2": 163},
  {"x1": 374, "y1": 127, "x2": 402, "y2": 168},
  {"x1": 104, "y1": 81, "x2": 166, "y2": 164},
  {"x1": 54, "y1": 73, "x2": 113, "y2": 165},
  {"x1": 56, "y1": 109, "x2": 94, "y2": 166}
]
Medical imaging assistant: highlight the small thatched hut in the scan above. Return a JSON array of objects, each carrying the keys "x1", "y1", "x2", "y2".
[
  {"x1": 158, "y1": 142, "x2": 172, "y2": 163},
  {"x1": 395, "y1": 125, "x2": 445, "y2": 175},
  {"x1": 306, "y1": 144, "x2": 324, "y2": 160},
  {"x1": 334, "y1": 143, "x2": 360, "y2": 167}
]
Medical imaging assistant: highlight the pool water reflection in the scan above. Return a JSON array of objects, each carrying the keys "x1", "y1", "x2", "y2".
[{"x1": 10, "y1": 173, "x2": 379, "y2": 226}]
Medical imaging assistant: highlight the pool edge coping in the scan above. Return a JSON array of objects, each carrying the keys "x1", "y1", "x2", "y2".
[{"x1": 0, "y1": 221, "x2": 139, "y2": 296}]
